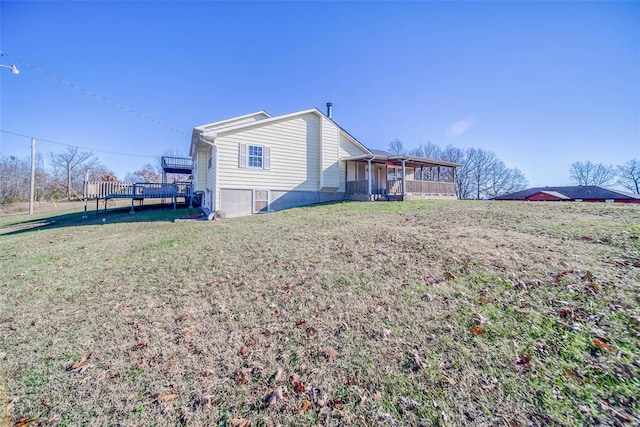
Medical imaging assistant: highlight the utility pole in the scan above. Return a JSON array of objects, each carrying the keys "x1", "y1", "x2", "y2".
[{"x1": 29, "y1": 138, "x2": 35, "y2": 215}]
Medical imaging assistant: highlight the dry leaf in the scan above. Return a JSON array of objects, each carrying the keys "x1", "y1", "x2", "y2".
[
  {"x1": 293, "y1": 381, "x2": 306, "y2": 393},
  {"x1": 594, "y1": 338, "x2": 615, "y2": 351},
  {"x1": 326, "y1": 348, "x2": 339, "y2": 358},
  {"x1": 268, "y1": 368, "x2": 283, "y2": 386},
  {"x1": 263, "y1": 387, "x2": 284, "y2": 407},
  {"x1": 343, "y1": 376, "x2": 359, "y2": 386},
  {"x1": 71, "y1": 353, "x2": 91, "y2": 372},
  {"x1": 245, "y1": 340, "x2": 255, "y2": 347},
  {"x1": 516, "y1": 354, "x2": 532, "y2": 365},
  {"x1": 409, "y1": 350, "x2": 426, "y2": 370},
  {"x1": 234, "y1": 370, "x2": 249, "y2": 384},
  {"x1": 297, "y1": 400, "x2": 311, "y2": 414},
  {"x1": 295, "y1": 319, "x2": 306, "y2": 326},
  {"x1": 137, "y1": 360, "x2": 146, "y2": 369},
  {"x1": 230, "y1": 418, "x2": 251, "y2": 427},
  {"x1": 15, "y1": 419, "x2": 38, "y2": 427},
  {"x1": 470, "y1": 326, "x2": 486, "y2": 335},
  {"x1": 158, "y1": 394, "x2": 178, "y2": 403},
  {"x1": 565, "y1": 368, "x2": 581, "y2": 381},
  {"x1": 444, "y1": 271, "x2": 456, "y2": 280},
  {"x1": 134, "y1": 342, "x2": 148, "y2": 349},
  {"x1": 479, "y1": 297, "x2": 492, "y2": 304},
  {"x1": 239, "y1": 345, "x2": 249, "y2": 356}
]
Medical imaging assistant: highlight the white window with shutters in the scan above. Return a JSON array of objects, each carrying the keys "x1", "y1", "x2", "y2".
[
  {"x1": 239, "y1": 143, "x2": 270, "y2": 170},
  {"x1": 253, "y1": 189, "x2": 270, "y2": 213}
]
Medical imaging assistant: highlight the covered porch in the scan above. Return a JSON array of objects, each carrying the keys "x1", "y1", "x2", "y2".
[{"x1": 344, "y1": 153, "x2": 460, "y2": 200}]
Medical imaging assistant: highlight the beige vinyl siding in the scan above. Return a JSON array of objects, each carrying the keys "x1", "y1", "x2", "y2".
[
  {"x1": 339, "y1": 134, "x2": 370, "y2": 192},
  {"x1": 216, "y1": 113, "x2": 320, "y2": 192},
  {"x1": 194, "y1": 149, "x2": 208, "y2": 192},
  {"x1": 321, "y1": 117, "x2": 340, "y2": 189},
  {"x1": 206, "y1": 146, "x2": 218, "y2": 210}
]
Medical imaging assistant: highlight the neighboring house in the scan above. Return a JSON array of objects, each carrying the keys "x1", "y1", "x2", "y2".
[
  {"x1": 189, "y1": 105, "x2": 460, "y2": 217},
  {"x1": 493, "y1": 186, "x2": 640, "y2": 203}
]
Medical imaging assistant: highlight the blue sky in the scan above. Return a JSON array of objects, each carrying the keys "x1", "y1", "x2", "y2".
[{"x1": 1, "y1": 1, "x2": 638, "y2": 186}]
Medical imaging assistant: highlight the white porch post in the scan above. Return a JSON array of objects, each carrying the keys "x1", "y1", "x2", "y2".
[
  {"x1": 367, "y1": 159, "x2": 372, "y2": 196},
  {"x1": 401, "y1": 160, "x2": 406, "y2": 195}
]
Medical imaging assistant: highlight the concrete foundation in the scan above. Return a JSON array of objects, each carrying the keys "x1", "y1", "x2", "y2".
[{"x1": 219, "y1": 188, "x2": 347, "y2": 218}]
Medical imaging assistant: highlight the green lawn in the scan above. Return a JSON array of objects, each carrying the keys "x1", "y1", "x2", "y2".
[{"x1": 1, "y1": 200, "x2": 638, "y2": 426}]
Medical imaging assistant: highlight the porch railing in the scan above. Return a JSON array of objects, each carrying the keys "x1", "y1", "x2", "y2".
[
  {"x1": 404, "y1": 180, "x2": 456, "y2": 195},
  {"x1": 346, "y1": 179, "x2": 456, "y2": 196},
  {"x1": 346, "y1": 180, "x2": 369, "y2": 194}
]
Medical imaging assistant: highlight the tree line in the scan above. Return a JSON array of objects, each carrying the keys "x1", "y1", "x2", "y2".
[
  {"x1": 0, "y1": 146, "x2": 163, "y2": 205},
  {"x1": 387, "y1": 139, "x2": 528, "y2": 200},
  {"x1": 569, "y1": 160, "x2": 640, "y2": 193}
]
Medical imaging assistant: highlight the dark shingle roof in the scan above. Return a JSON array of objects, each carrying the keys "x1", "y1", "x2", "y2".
[{"x1": 494, "y1": 186, "x2": 640, "y2": 201}]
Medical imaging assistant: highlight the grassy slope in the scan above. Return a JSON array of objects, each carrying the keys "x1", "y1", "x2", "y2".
[{"x1": 0, "y1": 201, "x2": 638, "y2": 426}]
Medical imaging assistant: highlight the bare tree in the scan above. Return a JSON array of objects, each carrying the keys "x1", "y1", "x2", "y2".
[
  {"x1": 48, "y1": 147, "x2": 97, "y2": 200},
  {"x1": 569, "y1": 161, "x2": 616, "y2": 186},
  {"x1": 617, "y1": 159, "x2": 640, "y2": 194},
  {"x1": 0, "y1": 155, "x2": 30, "y2": 204},
  {"x1": 125, "y1": 163, "x2": 161, "y2": 183},
  {"x1": 488, "y1": 165, "x2": 528, "y2": 197},
  {"x1": 388, "y1": 138, "x2": 405, "y2": 155},
  {"x1": 410, "y1": 141, "x2": 441, "y2": 159}
]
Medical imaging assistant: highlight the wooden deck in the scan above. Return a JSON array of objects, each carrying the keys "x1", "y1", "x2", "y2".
[{"x1": 83, "y1": 181, "x2": 193, "y2": 213}]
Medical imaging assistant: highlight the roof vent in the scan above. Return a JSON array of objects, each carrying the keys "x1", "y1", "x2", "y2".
[{"x1": 326, "y1": 102, "x2": 333, "y2": 119}]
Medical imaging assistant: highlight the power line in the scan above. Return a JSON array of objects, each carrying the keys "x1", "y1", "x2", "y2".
[
  {"x1": 0, "y1": 50, "x2": 188, "y2": 136},
  {"x1": 1, "y1": 129, "x2": 158, "y2": 158}
]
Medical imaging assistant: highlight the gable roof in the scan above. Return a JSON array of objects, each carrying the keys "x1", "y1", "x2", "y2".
[
  {"x1": 494, "y1": 186, "x2": 640, "y2": 201},
  {"x1": 190, "y1": 107, "x2": 371, "y2": 156},
  {"x1": 534, "y1": 190, "x2": 571, "y2": 200}
]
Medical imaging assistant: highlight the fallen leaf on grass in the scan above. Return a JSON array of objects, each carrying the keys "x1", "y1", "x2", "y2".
[
  {"x1": 71, "y1": 353, "x2": 91, "y2": 372},
  {"x1": 295, "y1": 319, "x2": 306, "y2": 326},
  {"x1": 297, "y1": 400, "x2": 311, "y2": 414},
  {"x1": 293, "y1": 381, "x2": 307, "y2": 393},
  {"x1": 444, "y1": 271, "x2": 456, "y2": 280},
  {"x1": 565, "y1": 368, "x2": 582, "y2": 381},
  {"x1": 263, "y1": 387, "x2": 284, "y2": 407},
  {"x1": 479, "y1": 297, "x2": 492, "y2": 304},
  {"x1": 134, "y1": 342, "x2": 148, "y2": 349},
  {"x1": 234, "y1": 370, "x2": 250, "y2": 384},
  {"x1": 15, "y1": 419, "x2": 38, "y2": 427},
  {"x1": 581, "y1": 271, "x2": 594, "y2": 281},
  {"x1": 516, "y1": 354, "x2": 532, "y2": 365},
  {"x1": 325, "y1": 348, "x2": 340, "y2": 359},
  {"x1": 409, "y1": 350, "x2": 426, "y2": 370},
  {"x1": 594, "y1": 339, "x2": 615, "y2": 351},
  {"x1": 442, "y1": 375, "x2": 456, "y2": 385},
  {"x1": 157, "y1": 394, "x2": 177, "y2": 403},
  {"x1": 230, "y1": 418, "x2": 251, "y2": 427},
  {"x1": 343, "y1": 376, "x2": 359, "y2": 386},
  {"x1": 137, "y1": 360, "x2": 146, "y2": 369},
  {"x1": 470, "y1": 326, "x2": 486, "y2": 335}
]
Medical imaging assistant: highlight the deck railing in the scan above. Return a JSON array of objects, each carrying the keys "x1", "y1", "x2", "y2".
[
  {"x1": 161, "y1": 156, "x2": 192, "y2": 169},
  {"x1": 84, "y1": 181, "x2": 192, "y2": 199}
]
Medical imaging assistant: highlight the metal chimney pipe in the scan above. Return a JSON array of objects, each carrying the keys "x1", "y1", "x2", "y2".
[{"x1": 326, "y1": 102, "x2": 333, "y2": 119}]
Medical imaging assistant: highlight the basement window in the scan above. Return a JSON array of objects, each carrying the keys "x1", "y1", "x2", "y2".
[{"x1": 253, "y1": 189, "x2": 270, "y2": 213}]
